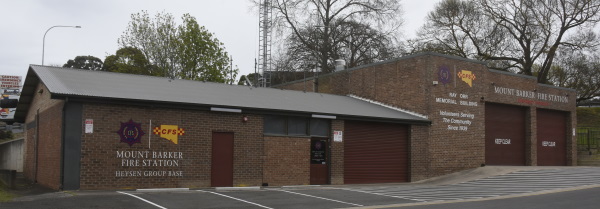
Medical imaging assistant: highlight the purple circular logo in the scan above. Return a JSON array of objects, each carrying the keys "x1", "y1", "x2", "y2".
[
  {"x1": 315, "y1": 141, "x2": 322, "y2": 150},
  {"x1": 438, "y1": 66, "x2": 451, "y2": 85},
  {"x1": 117, "y1": 119, "x2": 145, "y2": 146}
]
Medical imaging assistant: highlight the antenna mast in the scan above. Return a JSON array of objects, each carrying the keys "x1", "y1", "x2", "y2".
[{"x1": 258, "y1": 0, "x2": 272, "y2": 87}]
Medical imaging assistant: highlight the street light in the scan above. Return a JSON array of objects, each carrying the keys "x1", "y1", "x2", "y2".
[{"x1": 42, "y1": 25, "x2": 81, "y2": 65}]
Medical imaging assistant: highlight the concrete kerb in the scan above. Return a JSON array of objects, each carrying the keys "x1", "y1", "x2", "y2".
[
  {"x1": 136, "y1": 188, "x2": 190, "y2": 192},
  {"x1": 215, "y1": 186, "x2": 261, "y2": 191},
  {"x1": 11, "y1": 191, "x2": 75, "y2": 202},
  {"x1": 282, "y1": 185, "x2": 321, "y2": 188}
]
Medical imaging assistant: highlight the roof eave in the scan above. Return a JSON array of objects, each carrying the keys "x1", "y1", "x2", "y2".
[
  {"x1": 13, "y1": 66, "x2": 41, "y2": 123},
  {"x1": 52, "y1": 94, "x2": 431, "y2": 125}
]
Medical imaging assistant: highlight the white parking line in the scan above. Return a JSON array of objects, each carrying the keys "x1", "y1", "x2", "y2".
[
  {"x1": 280, "y1": 190, "x2": 364, "y2": 207},
  {"x1": 334, "y1": 187, "x2": 426, "y2": 202},
  {"x1": 117, "y1": 191, "x2": 167, "y2": 209},
  {"x1": 198, "y1": 190, "x2": 274, "y2": 209}
]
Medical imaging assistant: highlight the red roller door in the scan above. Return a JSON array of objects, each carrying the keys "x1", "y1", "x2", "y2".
[
  {"x1": 485, "y1": 103, "x2": 526, "y2": 165},
  {"x1": 537, "y1": 109, "x2": 567, "y2": 166},
  {"x1": 344, "y1": 121, "x2": 409, "y2": 184}
]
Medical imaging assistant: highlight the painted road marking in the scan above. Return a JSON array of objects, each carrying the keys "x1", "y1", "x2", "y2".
[
  {"x1": 342, "y1": 167, "x2": 600, "y2": 203},
  {"x1": 348, "y1": 184, "x2": 600, "y2": 209},
  {"x1": 117, "y1": 191, "x2": 167, "y2": 209},
  {"x1": 198, "y1": 190, "x2": 274, "y2": 209},
  {"x1": 334, "y1": 187, "x2": 426, "y2": 202},
  {"x1": 280, "y1": 190, "x2": 364, "y2": 207}
]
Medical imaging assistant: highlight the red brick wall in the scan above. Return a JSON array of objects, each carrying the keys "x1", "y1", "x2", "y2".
[
  {"x1": 23, "y1": 83, "x2": 64, "y2": 190},
  {"x1": 25, "y1": 91, "x2": 345, "y2": 189},
  {"x1": 409, "y1": 125, "x2": 431, "y2": 182},
  {"x1": 24, "y1": 128, "x2": 34, "y2": 181},
  {"x1": 425, "y1": 56, "x2": 487, "y2": 176},
  {"x1": 262, "y1": 119, "x2": 345, "y2": 186},
  {"x1": 330, "y1": 120, "x2": 344, "y2": 185},
  {"x1": 263, "y1": 136, "x2": 310, "y2": 186},
  {"x1": 36, "y1": 102, "x2": 63, "y2": 190},
  {"x1": 287, "y1": 57, "x2": 431, "y2": 116},
  {"x1": 278, "y1": 53, "x2": 577, "y2": 181},
  {"x1": 79, "y1": 103, "x2": 264, "y2": 189}
]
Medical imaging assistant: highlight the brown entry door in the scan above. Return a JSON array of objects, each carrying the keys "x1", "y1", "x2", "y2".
[
  {"x1": 212, "y1": 132, "x2": 234, "y2": 187},
  {"x1": 310, "y1": 138, "x2": 329, "y2": 185}
]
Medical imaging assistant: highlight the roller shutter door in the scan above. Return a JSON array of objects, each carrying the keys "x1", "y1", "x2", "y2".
[
  {"x1": 485, "y1": 103, "x2": 526, "y2": 165},
  {"x1": 537, "y1": 109, "x2": 567, "y2": 166},
  {"x1": 344, "y1": 121, "x2": 408, "y2": 184}
]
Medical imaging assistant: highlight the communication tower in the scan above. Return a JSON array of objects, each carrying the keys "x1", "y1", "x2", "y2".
[{"x1": 258, "y1": 0, "x2": 272, "y2": 87}]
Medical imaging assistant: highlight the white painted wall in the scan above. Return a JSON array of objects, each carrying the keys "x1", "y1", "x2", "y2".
[{"x1": 0, "y1": 138, "x2": 23, "y2": 172}]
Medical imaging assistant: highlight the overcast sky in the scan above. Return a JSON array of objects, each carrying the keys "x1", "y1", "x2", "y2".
[{"x1": 0, "y1": 0, "x2": 440, "y2": 84}]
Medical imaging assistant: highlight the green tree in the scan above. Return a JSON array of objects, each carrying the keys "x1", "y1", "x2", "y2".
[
  {"x1": 119, "y1": 11, "x2": 178, "y2": 78},
  {"x1": 237, "y1": 73, "x2": 262, "y2": 86},
  {"x1": 119, "y1": 11, "x2": 237, "y2": 83},
  {"x1": 103, "y1": 47, "x2": 155, "y2": 76},
  {"x1": 63, "y1": 55, "x2": 104, "y2": 71},
  {"x1": 177, "y1": 14, "x2": 237, "y2": 83}
]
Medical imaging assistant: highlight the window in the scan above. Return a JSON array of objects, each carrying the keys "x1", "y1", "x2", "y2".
[
  {"x1": 310, "y1": 119, "x2": 330, "y2": 137},
  {"x1": 264, "y1": 115, "x2": 286, "y2": 135},
  {"x1": 288, "y1": 117, "x2": 308, "y2": 135},
  {"x1": 263, "y1": 115, "x2": 331, "y2": 137}
]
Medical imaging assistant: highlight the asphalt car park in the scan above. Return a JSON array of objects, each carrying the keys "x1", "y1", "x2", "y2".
[
  {"x1": 4, "y1": 167, "x2": 600, "y2": 209},
  {"x1": 117, "y1": 187, "x2": 418, "y2": 209},
  {"x1": 1, "y1": 187, "x2": 418, "y2": 209}
]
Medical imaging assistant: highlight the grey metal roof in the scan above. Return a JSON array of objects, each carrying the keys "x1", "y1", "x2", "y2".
[{"x1": 15, "y1": 65, "x2": 429, "y2": 124}]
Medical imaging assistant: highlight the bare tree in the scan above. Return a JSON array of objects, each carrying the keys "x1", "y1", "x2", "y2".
[
  {"x1": 275, "y1": 19, "x2": 398, "y2": 74},
  {"x1": 548, "y1": 48, "x2": 600, "y2": 103},
  {"x1": 333, "y1": 20, "x2": 398, "y2": 68},
  {"x1": 267, "y1": 0, "x2": 403, "y2": 73},
  {"x1": 412, "y1": 0, "x2": 600, "y2": 83}
]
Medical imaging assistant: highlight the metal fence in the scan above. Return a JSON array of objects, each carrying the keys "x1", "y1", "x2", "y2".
[{"x1": 577, "y1": 127, "x2": 600, "y2": 152}]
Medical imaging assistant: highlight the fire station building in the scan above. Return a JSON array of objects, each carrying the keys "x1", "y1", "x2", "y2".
[
  {"x1": 14, "y1": 52, "x2": 576, "y2": 190},
  {"x1": 279, "y1": 52, "x2": 577, "y2": 177}
]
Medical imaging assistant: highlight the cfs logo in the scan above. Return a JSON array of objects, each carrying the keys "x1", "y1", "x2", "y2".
[
  {"x1": 153, "y1": 125, "x2": 185, "y2": 144},
  {"x1": 457, "y1": 70, "x2": 476, "y2": 87}
]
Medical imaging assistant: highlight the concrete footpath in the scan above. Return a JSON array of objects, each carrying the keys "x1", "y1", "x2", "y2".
[{"x1": 4, "y1": 173, "x2": 62, "y2": 202}]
